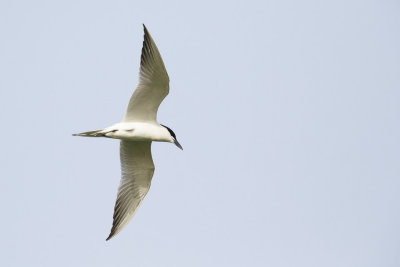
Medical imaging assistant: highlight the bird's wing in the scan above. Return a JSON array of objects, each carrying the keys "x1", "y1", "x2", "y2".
[
  {"x1": 106, "y1": 141, "x2": 155, "y2": 240},
  {"x1": 123, "y1": 24, "x2": 170, "y2": 122}
]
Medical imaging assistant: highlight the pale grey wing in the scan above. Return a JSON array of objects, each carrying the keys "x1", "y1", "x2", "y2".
[
  {"x1": 123, "y1": 25, "x2": 170, "y2": 122},
  {"x1": 106, "y1": 141, "x2": 155, "y2": 241}
]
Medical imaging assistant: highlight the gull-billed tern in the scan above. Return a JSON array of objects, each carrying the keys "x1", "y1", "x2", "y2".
[{"x1": 74, "y1": 25, "x2": 182, "y2": 241}]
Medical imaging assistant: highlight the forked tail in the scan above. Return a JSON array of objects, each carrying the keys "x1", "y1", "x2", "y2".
[{"x1": 72, "y1": 129, "x2": 105, "y2": 137}]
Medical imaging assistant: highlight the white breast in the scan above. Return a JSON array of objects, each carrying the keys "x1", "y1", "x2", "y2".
[{"x1": 104, "y1": 122, "x2": 171, "y2": 142}]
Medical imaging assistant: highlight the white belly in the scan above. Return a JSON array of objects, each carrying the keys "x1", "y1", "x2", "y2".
[{"x1": 103, "y1": 122, "x2": 171, "y2": 142}]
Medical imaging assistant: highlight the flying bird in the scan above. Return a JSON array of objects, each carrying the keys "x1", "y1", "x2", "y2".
[{"x1": 74, "y1": 25, "x2": 182, "y2": 241}]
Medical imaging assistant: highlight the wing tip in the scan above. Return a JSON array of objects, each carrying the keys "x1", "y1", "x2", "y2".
[
  {"x1": 106, "y1": 229, "x2": 116, "y2": 241},
  {"x1": 143, "y1": 24, "x2": 149, "y2": 35}
]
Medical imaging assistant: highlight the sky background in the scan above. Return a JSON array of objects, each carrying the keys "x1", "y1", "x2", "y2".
[{"x1": 0, "y1": 0, "x2": 399, "y2": 266}]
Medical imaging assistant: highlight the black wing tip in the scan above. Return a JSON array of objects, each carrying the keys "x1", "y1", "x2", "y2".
[
  {"x1": 143, "y1": 24, "x2": 149, "y2": 34},
  {"x1": 106, "y1": 231, "x2": 115, "y2": 241},
  {"x1": 141, "y1": 24, "x2": 152, "y2": 48}
]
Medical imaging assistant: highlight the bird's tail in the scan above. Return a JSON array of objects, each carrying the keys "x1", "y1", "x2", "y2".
[{"x1": 72, "y1": 129, "x2": 105, "y2": 137}]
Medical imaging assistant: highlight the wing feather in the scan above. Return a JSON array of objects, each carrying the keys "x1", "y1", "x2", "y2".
[
  {"x1": 106, "y1": 141, "x2": 155, "y2": 240},
  {"x1": 123, "y1": 25, "x2": 170, "y2": 122}
]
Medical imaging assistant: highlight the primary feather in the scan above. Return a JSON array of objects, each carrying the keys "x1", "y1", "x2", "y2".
[
  {"x1": 123, "y1": 25, "x2": 170, "y2": 122},
  {"x1": 106, "y1": 141, "x2": 154, "y2": 240}
]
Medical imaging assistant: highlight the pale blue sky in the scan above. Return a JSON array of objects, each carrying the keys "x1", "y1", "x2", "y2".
[{"x1": 0, "y1": 0, "x2": 399, "y2": 266}]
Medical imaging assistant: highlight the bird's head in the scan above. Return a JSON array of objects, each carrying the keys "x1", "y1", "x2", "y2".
[{"x1": 161, "y1": 124, "x2": 183, "y2": 150}]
